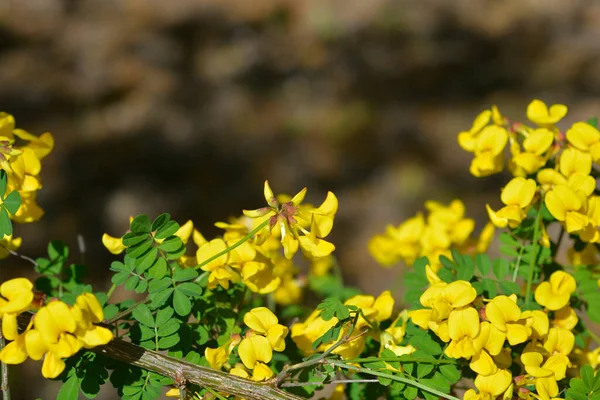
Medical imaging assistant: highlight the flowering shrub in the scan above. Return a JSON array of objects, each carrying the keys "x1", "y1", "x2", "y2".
[{"x1": 0, "y1": 102, "x2": 599, "y2": 400}]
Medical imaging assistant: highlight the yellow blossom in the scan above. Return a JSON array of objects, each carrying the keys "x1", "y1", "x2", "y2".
[
  {"x1": 458, "y1": 110, "x2": 492, "y2": 152},
  {"x1": 526, "y1": 99, "x2": 568, "y2": 126},
  {"x1": 243, "y1": 307, "x2": 289, "y2": 352},
  {"x1": 559, "y1": 148, "x2": 592, "y2": 178},
  {"x1": 469, "y1": 125, "x2": 509, "y2": 177},
  {"x1": 486, "y1": 177, "x2": 536, "y2": 229},
  {"x1": 464, "y1": 369, "x2": 512, "y2": 400},
  {"x1": 243, "y1": 181, "x2": 338, "y2": 260},
  {"x1": 566, "y1": 121, "x2": 600, "y2": 162},
  {"x1": 0, "y1": 278, "x2": 34, "y2": 340},
  {"x1": 544, "y1": 185, "x2": 588, "y2": 233},
  {"x1": 485, "y1": 295, "x2": 531, "y2": 345},
  {"x1": 512, "y1": 128, "x2": 555, "y2": 174},
  {"x1": 534, "y1": 271, "x2": 576, "y2": 311},
  {"x1": 445, "y1": 306, "x2": 480, "y2": 359},
  {"x1": 543, "y1": 327, "x2": 574, "y2": 357},
  {"x1": 237, "y1": 334, "x2": 273, "y2": 370}
]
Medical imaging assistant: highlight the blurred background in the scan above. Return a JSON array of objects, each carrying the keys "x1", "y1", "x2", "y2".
[{"x1": 2, "y1": 0, "x2": 600, "y2": 398}]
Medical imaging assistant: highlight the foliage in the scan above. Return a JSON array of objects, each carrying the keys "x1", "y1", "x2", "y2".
[{"x1": 1, "y1": 102, "x2": 600, "y2": 400}]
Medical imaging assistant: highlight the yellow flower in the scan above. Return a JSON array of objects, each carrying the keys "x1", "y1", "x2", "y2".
[
  {"x1": 485, "y1": 295, "x2": 531, "y2": 345},
  {"x1": 486, "y1": 177, "x2": 537, "y2": 229},
  {"x1": 71, "y1": 293, "x2": 113, "y2": 348},
  {"x1": 369, "y1": 213, "x2": 424, "y2": 266},
  {"x1": 534, "y1": 271, "x2": 576, "y2": 311},
  {"x1": 197, "y1": 238, "x2": 240, "y2": 290},
  {"x1": 512, "y1": 128, "x2": 555, "y2": 174},
  {"x1": 237, "y1": 334, "x2": 273, "y2": 369},
  {"x1": 251, "y1": 362, "x2": 274, "y2": 381},
  {"x1": 559, "y1": 148, "x2": 592, "y2": 178},
  {"x1": 566, "y1": 121, "x2": 600, "y2": 163},
  {"x1": 526, "y1": 99, "x2": 568, "y2": 126},
  {"x1": 470, "y1": 322, "x2": 505, "y2": 375},
  {"x1": 0, "y1": 235, "x2": 22, "y2": 260},
  {"x1": 469, "y1": 125, "x2": 509, "y2": 177},
  {"x1": 0, "y1": 278, "x2": 34, "y2": 340},
  {"x1": 521, "y1": 310, "x2": 549, "y2": 339},
  {"x1": 544, "y1": 185, "x2": 588, "y2": 233},
  {"x1": 243, "y1": 307, "x2": 289, "y2": 352},
  {"x1": 445, "y1": 306, "x2": 480, "y2": 359},
  {"x1": 463, "y1": 369, "x2": 512, "y2": 400},
  {"x1": 458, "y1": 109, "x2": 493, "y2": 152},
  {"x1": 101, "y1": 233, "x2": 126, "y2": 255},
  {"x1": 521, "y1": 351, "x2": 569, "y2": 400},
  {"x1": 165, "y1": 388, "x2": 180, "y2": 397},
  {"x1": 243, "y1": 181, "x2": 338, "y2": 260},
  {"x1": 543, "y1": 327, "x2": 574, "y2": 357}
]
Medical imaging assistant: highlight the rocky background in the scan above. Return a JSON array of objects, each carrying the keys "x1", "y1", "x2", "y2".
[{"x1": 1, "y1": 0, "x2": 600, "y2": 398}]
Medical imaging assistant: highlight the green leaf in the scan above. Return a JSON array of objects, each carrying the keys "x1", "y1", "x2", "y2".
[
  {"x1": 176, "y1": 282, "x2": 203, "y2": 297},
  {"x1": 456, "y1": 254, "x2": 474, "y2": 281},
  {"x1": 130, "y1": 215, "x2": 151, "y2": 234},
  {"x1": 151, "y1": 213, "x2": 170, "y2": 232},
  {"x1": 135, "y1": 280, "x2": 148, "y2": 294},
  {"x1": 317, "y1": 298, "x2": 350, "y2": 321},
  {"x1": 409, "y1": 335, "x2": 442, "y2": 356},
  {"x1": 158, "y1": 334, "x2": 180, "y2": 349},
  {"x1": 159, "y1": 236, "x2": 183, "y2": 252},
  {"x1": 155, "y1": 307, "x2": 174, "y2": 326},
  {"x1": 136, "y1": 247, "x2": 158, "y2": 273},
  {"x1": 499, "y1": 281, "x2": 520, "y2": 296},
  {"x1": 127, "y1": 239, "x2": 153, "y2": 259},
  {"x1": 122, "y1": 232, "x2": 149, "y2": 247},
  {"x1": 499, "y1": 245, "x2": 520, "y2": 257},
  {"x1": 149, "y1": 277, "x2": 171, "y2": 293},
  {"x1": 378, "y1": 376, "x2": 392, "y2": 386},
  {"x1": 57, "y1": 373, "x2": 80, "y2": 400},
  {"x1": 148, "y1": 258, "x2": 167, "y2": 279},
  {"x1": 155, "y1": 220, "x2": 179, "y2": 240},
  {"x1": 125, "y1": 275, "x2": 139, "y2": 291},
  {"x1": 0, "y1": 207, "x2": 12, "y2": 236},
  {"x1": 4, "y1": 190, "x2": 21, "y2": 214},
  {"x1": 493, "y1": 258, "x2": 509, "y2": 280},
  {"x1": 132, "y1": 304, "x2": 155, "y2": 327},
  {"x1": 172, "y1": 267, "x2": 198, "y2": 282},
  {"x1": 158, "y1": 320, "x2": 180, "y2": 337},
  {"x1": 439, "y1": 255, "x2": 455, "y2": 270},
  {"x1": 476, "y1": 253, "x2": 491, "y2": 276},
  {"x1": 173, "y1": 289, "x2": 192, "y2": 316},
  {"x1": 581, "y1": 365, "x2": 595, "y2": 390},
  {"x1": 417, "y1": 363, "x2": 434, "y2": 378},
  {"x1": 404, "y1": 385, "x2": 418, "y2": 400},
  {"x1": 149, "y1": 288, "x2": 173, "y2": 309},
  {"x1": 439, "y1": 364, "x2": 461, "y2": 384}
]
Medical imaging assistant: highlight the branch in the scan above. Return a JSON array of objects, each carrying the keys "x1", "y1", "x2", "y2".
[
  {"x1": 14, "y1": 314, "x2": 301, "y2": 400},
  {"x1": 0, "y1": 329, "x2": 10, "y2": 400}
]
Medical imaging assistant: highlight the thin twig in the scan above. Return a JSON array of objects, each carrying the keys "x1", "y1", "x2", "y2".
[
  {"x1": 0, "y1": 243, "x2": 37, "y2": 267},
  {"x1": 274, "y1": 313, "x2": 364, "y2": 386},
  {"x1": 0, "y1": 329, "x2": 10, "y2": 400},
  {"x1": 525, "y1": 207, "x2": 543, "y2": 308},
  {"x1": 327, "y1": 360, "x2": 461, "y2": 400},
  {"x1": 281, "y1": 378, "x2": 379, "y2": 388},
  {"x1": 106, "y1": 297, "x2": 150, "y2": 324}
]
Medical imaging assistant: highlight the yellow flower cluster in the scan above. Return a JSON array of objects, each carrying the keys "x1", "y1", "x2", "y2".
[
  {"x1": 103, "y1": 181, "x2": 338, "y2": 305},
  {"x1": 202, "y1": 307, "x2": 289, "y2": 382},
  {"x1": 410, "y1": 268, "x2": 582, "y2": 400},
  {"x1": 0, "y1": 113, "x2": 54, "y2": 258},
  {"x1": 0, "y1": 278, "x2": 112, "y2": 378},
  {"x1": 460, "y1": 100, "x2": 600, "y2": 249},
  {"x1": 291, "y1": 291, "x2": 394, "y2": 360},
  {"x1": 369, "y1": 200, "x2": 494, "y2": 271}
]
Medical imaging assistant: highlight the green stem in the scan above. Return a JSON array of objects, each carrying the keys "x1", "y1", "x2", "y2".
[
  {"x1": 328, "y1": 360, "x2": 460, "y2": 400},
  {"x1": 196, "y1": 219, "x2": 269, "y2": 270},
  {"x1": 341, "y1": 356, "x2": 455, "y2": 365},
  {"x1": 106, "y1": 283, "x2": 117, "y2": 300},
  {"x1": 525, "y1": 207, "x2": 543, "y2": 308},
  {"x1": 205, "y1": 386, "x2": 229, "y2": 400},
  {"x1": 512, "y1": 245, "x2": 525, "y2": 282}
]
